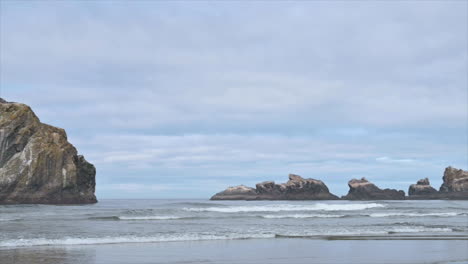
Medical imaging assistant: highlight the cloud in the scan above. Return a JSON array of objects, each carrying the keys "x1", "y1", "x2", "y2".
[
  {"x1": 100, "y1": 183, "x2": 184, "y2": 193},
  {"x1": 376, "y1": 157, "x2": 415, "y2": 164}
]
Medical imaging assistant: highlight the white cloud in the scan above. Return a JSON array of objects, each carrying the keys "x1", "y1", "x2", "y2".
[{"x1": 376, "y1": 156, "x2": 415, "y2": 164}]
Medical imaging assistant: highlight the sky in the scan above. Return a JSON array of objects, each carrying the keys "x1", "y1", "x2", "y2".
[{"x1": 0, "y1": 1, "x2": 467, "y2": 198}]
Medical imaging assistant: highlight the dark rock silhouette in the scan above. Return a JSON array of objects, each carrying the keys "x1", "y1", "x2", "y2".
[
  {"x1": 211, "y1": 174, "x2": 339, "y2": 200},
  {"x1": 407, "y1": 167, "x2": 468, "y2": 200},
  {"x1": 0, "y1": 98, "x2": 97, "y2": 204},
  {"x1": 342, "y1": 178, "x2": 405, "y2": 200},
  {"x1": 407, "y1": 178, "x2": 441, "y2": 199},
  {"x1": 408, "y1": 178, "x2": 437, "y2": 196}
]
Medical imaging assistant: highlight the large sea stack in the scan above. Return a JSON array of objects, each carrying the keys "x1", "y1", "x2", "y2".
[
  {"x1": 0, "y1": 98, "x2": 97, "y2": 204},
  {"x1": 211, "y1": 174, "x2": 339, "y2": 200},
  {"x1": 342, "y1": 178, "x2": 405, "y2": 200},
  {"x1": 440, "y1": 166, "x2": 468, "y2": 193},
  {"x1": 438, "y1": 166, "x2": 468, "y2": 199}
]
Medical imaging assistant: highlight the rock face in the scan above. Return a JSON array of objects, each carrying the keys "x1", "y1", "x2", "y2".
[
  {"x1": 407, "y1": 167, "x2": 468, "y2": 200},
  {"x1": 440, "y1": 167, "x2": 468, "y2": 193},
  {"x1": 408, "y1": 178, "x2": 438, "y2": 196},
  {"x1": 211, "y1": 174, "x2": 339, "y2": 200},
  {"x1": 342, "y1": 178, "x2": 405, "y2": 200},
  {"x1": 0, "y1": 99, "x2": 97, "y2": 204},
  {"x1": 432, "y1": 166, "x2": 468, "y2": 200}
]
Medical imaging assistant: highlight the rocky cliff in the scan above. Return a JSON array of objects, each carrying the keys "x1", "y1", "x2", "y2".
[
  {"x1": 342, "y1": 178, "x2": 405, "y2": 200},
  {"x1": 0, "y1": 98, "x2": 97, "y2": 204},
  {"x1": 211, "y1": 174, "x2": 339, "y2": 200}
]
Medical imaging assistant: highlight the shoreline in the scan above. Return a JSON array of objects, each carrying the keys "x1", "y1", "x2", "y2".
[
  {"x1": 1, "y1": 238, "x2": 467, "y2": 264},
  {"x1": 2, "y1": 234, "x2": 468, "y2": 251}
]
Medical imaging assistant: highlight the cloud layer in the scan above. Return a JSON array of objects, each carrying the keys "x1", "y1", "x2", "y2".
[{"x1": 1, "y1": 1, "x2": 466, "y2": 197}]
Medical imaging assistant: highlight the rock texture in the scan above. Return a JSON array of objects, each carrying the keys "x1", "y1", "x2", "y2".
[
  {"x1": 408, "y1": 178, "x2": 438, "y2": 196},
  {"x1": 440, "y1": 166, "x2": 468, "y2": 193},
  {"x1": 342, "y1": 178, "x2": 405, "y2": 200},
  {"x1": 0, "y1": 98, "x2": 97, "y2": 204},
  {"x1": 211, "y1": 174, "x2": 339, "y2": 200},
  {"x1": 433, "y1": 166, "x2": 468, "y2": 200}
]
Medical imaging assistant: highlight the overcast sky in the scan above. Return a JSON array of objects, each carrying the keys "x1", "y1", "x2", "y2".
[{"x1": 1, "y1": 1, "x2": 467, "y2": 198}]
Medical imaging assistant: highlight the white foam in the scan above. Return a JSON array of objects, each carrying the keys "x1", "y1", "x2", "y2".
[
  {"x1": 0, "y1": 218, "x2": 20, "y2": 222},
  {"x1": 0, "y1": 233, "x2": 275, "y2": 248},
  {"x1": 184, "y1": 203, "x2": 384, "y2": 213},
  {"x1": 391, "y1": 226, "x2": 453, "y2": 233},
  {"x1": 369, "y1": 212, "x2": 460, "y2": 218},
  {"x1": 118, "y1": 216, "x2": 186, "y2": 220},
  {"x1": 261, "y1": 214, "x2": 345, "y2": 219}
]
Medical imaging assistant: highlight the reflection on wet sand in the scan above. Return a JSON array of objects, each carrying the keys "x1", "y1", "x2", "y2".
[
  {"x1": 0, "y1": 246, "x2": 96, "y2": 264},
  {"x1": 1, "y1": 238, "x2": 467, "y2": 264}
]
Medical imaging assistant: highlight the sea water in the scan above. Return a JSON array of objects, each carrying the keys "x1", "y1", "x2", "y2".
[{"x1": 0, "y1": 199, "x2": 467, "y2": 248}]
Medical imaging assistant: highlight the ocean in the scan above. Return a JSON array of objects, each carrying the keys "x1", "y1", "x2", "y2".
[{"x1": 1, "y1": 199, "x2": 467, "y2": 264}]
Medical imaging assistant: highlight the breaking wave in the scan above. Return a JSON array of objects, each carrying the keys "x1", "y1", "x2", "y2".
[
  {"x1": 0, "y1": 234, "x2": 275, "y2": 248},
  {"x1": 369, "y1": 212, "x2": 462, "y2": 218},
  {"x1": 261, "y1": 214, "x2": 345, "y2": 219},
  {"x1": 0, "y1": 218, "x2": 21, "y2": 222},
  {"x1": 89, "y1": 216, "x2": 193, "y2": 221},
  {"x1": 184, "y1": 203, "x2": 385, "y2": 213},
  {"x1": 118, "y1": 216, "x2": 190, "y2": 220}
]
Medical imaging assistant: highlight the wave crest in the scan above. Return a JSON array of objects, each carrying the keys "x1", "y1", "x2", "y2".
[
  {"x1": 0, "y1": 234, "x2": 275, "y2": 248},
  {"x1": 261, "y1": 214, "x2": 345, "y2": 219},
  {"x1": 369, "y1": 212, "x2": 461, "y2": 218},
  {"x1": 184, "y1": 203, "x2": 384, "y2": 213}
]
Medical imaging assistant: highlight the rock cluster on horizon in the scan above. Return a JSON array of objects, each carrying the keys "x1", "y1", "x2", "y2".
[
  {"x1": 212, "y1": 167, "x2": 468, "y2": 201},
  {"x1": 0, "y1": 98, "x2": 97, "y2": 204},
  {"x1": 407, "y1": 167, "x2": 468, "y2": 200},
  {"x1": 210, "y1": 174, "x2": 339, "y2": 200}
]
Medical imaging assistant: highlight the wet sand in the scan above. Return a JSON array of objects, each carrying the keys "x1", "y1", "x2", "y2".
[{"x1": 1, "y1": 238, "x2": 467, "y2": 264}]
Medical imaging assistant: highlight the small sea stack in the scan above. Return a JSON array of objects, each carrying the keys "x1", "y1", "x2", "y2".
[
  {"x1": 407, "y1": 178, "x2": 440, "y2": 200},
  {"x1": 0, "y1": 98, "x2": 97, "y2": 204},
  {"x1": 211, "y1": 174, "x2": 339, "y2": 200},
  {"x1": 342, "y1": 178, "x2": 405, "y2": 200},
  {"x1": 409, "y1": 178, "x2": 438, "y2": 196}
]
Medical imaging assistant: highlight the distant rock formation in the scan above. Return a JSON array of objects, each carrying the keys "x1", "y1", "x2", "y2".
[
  {"x1": 342, "y1": 178, "x2": 405, "y2": 200},
  {"x1": 211, "y1": 174, "x2": 339, "y2": 200},
  {"x1": 211, "y1": 167, "x2": 468, "y2": 201},
  {"x1": 407, "y1": 167, "x2": 468, "y2": 200},
  {"x1": 408, "y1": 178, "x2": 438, "y2": 196},
  {"x1": 210, "y1": 185, "x2": 257, "y2": 200},
  {"x1": 0, "y1": 98, "x2": 97, "y2": 204}
]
